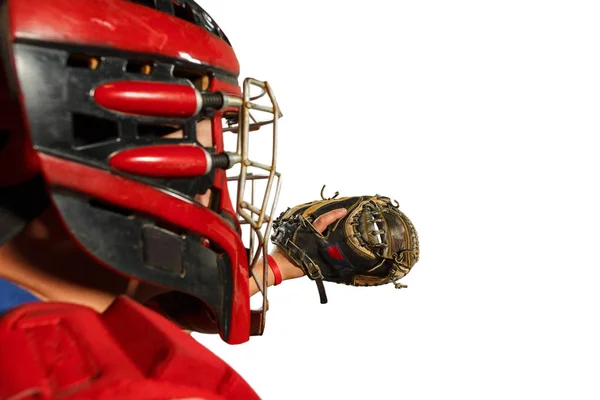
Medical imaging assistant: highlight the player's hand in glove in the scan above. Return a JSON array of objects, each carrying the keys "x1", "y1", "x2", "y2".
[
  {"x1": 271, "y1": 193, "x2": 419, "y2": 303},
  {"x1": 270, "y1": 208, "x2": 348, "y2": 280}
]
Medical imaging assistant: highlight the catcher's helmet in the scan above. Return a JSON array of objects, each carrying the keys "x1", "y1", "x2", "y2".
[{"x1": 0, "y1": 0, "x2": 281, "y2": 344}]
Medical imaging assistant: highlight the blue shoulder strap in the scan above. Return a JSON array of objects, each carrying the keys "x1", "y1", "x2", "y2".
[{"x1": 0, "y1": 277, "x2": 39, "y2": 315}]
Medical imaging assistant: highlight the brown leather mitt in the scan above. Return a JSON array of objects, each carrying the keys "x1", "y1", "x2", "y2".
[{"x1": 271, "y1": 194, "x2": 419, "y2": 303}]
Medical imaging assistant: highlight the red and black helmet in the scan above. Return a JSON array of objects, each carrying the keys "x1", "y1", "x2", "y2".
[{"x1": 0, "y1": 0, "x2": 281, "y2": 344}]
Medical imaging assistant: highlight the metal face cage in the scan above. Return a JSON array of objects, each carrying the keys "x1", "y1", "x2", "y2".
[{"x1": 225, "y1": 78, "x2": 282, "y2": 335}]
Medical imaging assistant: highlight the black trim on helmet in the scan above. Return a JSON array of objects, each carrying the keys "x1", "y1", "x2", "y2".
[
  {"x1": 14, "y1": 42, "x2": 222, "y2": 203},
  {"x1": 127, "y1": 0, "x2": 232, "y2": 46}
]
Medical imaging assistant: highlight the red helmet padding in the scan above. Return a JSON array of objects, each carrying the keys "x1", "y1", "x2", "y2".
[{"x1": 0, "y1": 297, "x2": 260, "y2": 399}]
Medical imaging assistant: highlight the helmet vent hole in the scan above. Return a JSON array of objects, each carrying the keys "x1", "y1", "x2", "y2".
[
  {"x1": 127, "y1": 0, "x2": 156, "y2": 9},
  {"x1": 137, "y1": 123, "x2": 184, "y2": 139},
  {"x1": 67, "y1": 54, "x2": 100, "y2": 70},
  {"x1": 126, "y1": 60, "x2": 154, "y2": 75},
  {"x1": 172, "y1": 67, "x2": 211, "y2": 91},
  {"x1": 172, "y1": 0, "x2": 195, "y2": 24},
  {"x1": 72, "y1": 114, "x2": 119, "y2": 148}
]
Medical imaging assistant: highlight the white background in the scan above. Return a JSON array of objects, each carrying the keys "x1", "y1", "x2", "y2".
[{"x1": 192, "y1": 1, "x2": 600, "y2": 399}]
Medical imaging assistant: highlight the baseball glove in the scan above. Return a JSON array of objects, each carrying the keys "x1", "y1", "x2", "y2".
[{"x1": 271, "y1": 190, "x2": 419, "y2": 303}]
